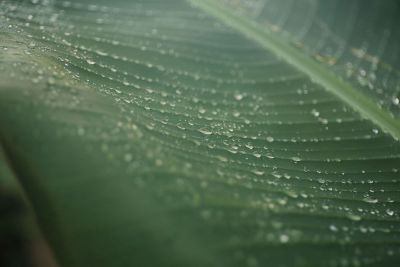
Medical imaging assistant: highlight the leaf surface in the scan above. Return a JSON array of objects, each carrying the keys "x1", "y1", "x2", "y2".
[{"x1": 1, "y1": 1, "x2": 400, "y2": 266}]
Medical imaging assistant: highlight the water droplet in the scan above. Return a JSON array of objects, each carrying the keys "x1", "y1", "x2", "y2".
[
  {"x1": 329, "y1": 225, "x2": 338, "y2": 232},
  {"x1": 291, "y1": 156, "x2": 301, "y2": 162},
  {"x1": 217, "y1": 156, "x2": 228, "y2": 162},
  {"x1": 95, "y1": 50, "x2": 108, "y2": 56},
  {"x1": 363, "y1": 196, "x2": 378, "y2": 204},
  {"x1": 279, "y1": 234, "x2": 289, "y2": 243},
  {"x1": 245, "y1": 144, "x2": 254, "y2": 150},
  {"x1": 386, "y1": 209, "x2": 394, "y2": 216},
  {"x1": 252, "y1": 170, "x2": 264, "y2": 176},
  {"x1": 198, "y1": 128, "x2": 212, "y2": 135},
  {"x1": 347, "y1": 214, "x2": 362, "y2": 221},
  {"x1": 47, "y1": 77, "x2": 55, "y2": 85},
  {"x1": 234, "y1": 93, "x2": 243, "y2": 101},
  {"x1": 311, "y1": 109, "x2": 320, "y2": 117}
]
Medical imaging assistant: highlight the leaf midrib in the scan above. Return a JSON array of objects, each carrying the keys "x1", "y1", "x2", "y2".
[{"x1": 188, "y1": 0, "x2": 400, "y2": 141}]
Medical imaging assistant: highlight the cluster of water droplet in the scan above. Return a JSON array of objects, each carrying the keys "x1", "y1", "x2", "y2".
[{"x1": 1, "y1": 0, "x2": 400, "y2": 266}]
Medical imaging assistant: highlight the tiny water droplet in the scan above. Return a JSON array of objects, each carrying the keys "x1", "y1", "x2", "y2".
[
  {"x1": 252, "y1": 170, "x2": 264, "y2": 176},
  {"x1": 95, "y1": 50, "x2": 108, "y2": 56},
  {"x1": 329, "y1": 225, "x2": 338, "y2": 232},
  {"x1": 279, "y1": 234, "x2": 289, "y2": 243},
  {"x1": 234, "y1": 93, "x2": 243, "y2": 101},
  {"x1": 347, "y1": 214, "x2": 362, "y2": 221},
  {"x1": 198, "y1": 128, "x2": 212, "y2": 135},
  {"x1": 311, "y1": 109, "x2": 320, "y2": 117},
  {"x1": 217, "y1": 156, "x2": 228, "y2": 162},
  {"x1": 291, "y1": 156, "x2": 301, "y2": 162},
  {"x1": 363, "y1": 197, "x2": 378, "y2": 204},
  {"x1": 386, "y1": 209, "x2": 394, "y2": 216}
]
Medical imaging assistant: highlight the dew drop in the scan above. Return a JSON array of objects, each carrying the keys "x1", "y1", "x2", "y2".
[
  {"x1": 311, "y1": 109, "x2": 320, "y2": 117},
  {"x1": 245, "y1": 144, "x2": 254, "y2": 150},
  {"x1": 347, "y1": 214, "x2": 361, "y2": 221},
  {"x1": 198, "y1": 128, "x2": 212, "y2": 135},
  {"x1": 217, "y1": 156, "x2": 228, "y2": 162},
  {"x1": 234, "y1": 93, "x2": 244, "y2": 101},
  {"x1": 95, "y1": 50, "x2": 108, "y2": 56},
  {"x1": 252, "y1": 170, "x2": 264, "y2": 176},
  {"x1": 291, "y1": 156, "x2": 301, "y2": 162},
  {"x1": 363, "y1": 196, "x2": 378, "y2": 203},
  {"x1": 329, "y1": 225, "x2": 338, "y2": 232},
  {"x1": 266, "y1": 136, "x2": 274, "y2": 142},
  {"x1": 279, "y1": 234, "x2": 289, "y2": 243},
  {"x1": 386, "y1": 209, "x2": 394, "y2": 216}
]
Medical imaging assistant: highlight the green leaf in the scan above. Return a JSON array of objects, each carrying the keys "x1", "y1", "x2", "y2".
[
  {"x1": 1, "y1": 0, "x2": 400, "y2": 266},
  {"x1": 190, "y1": 0, "x2": 400, "y2": 140}
]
